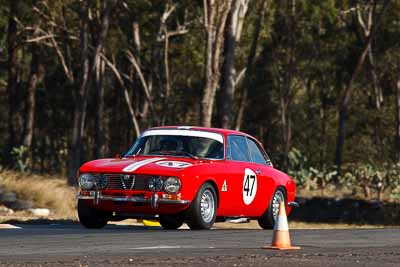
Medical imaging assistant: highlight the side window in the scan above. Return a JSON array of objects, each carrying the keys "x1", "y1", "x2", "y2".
[
  {"x1": 247, "y1": 138, "x2": 267, "y2": 165},
  {"x1": 227, "y1": 135, "x2": 251, "y2": 162}
]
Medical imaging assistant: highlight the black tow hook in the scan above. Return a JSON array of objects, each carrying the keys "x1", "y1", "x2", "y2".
[{"x1": 151, "y1": 193, "x2": 159, "y2": 209}]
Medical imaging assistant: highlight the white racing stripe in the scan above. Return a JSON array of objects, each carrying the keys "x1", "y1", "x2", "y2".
[
  {"x1": 122, "y1": 157, "x2": 165, "y2": 172},
  {"x1": 142, "y1": 129, "x2": 224, "y2": 143}
]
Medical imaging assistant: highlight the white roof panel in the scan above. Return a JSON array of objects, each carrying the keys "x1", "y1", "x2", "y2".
[{"x1": 142, "y1": 129, "x2": 224, "y2": 143}]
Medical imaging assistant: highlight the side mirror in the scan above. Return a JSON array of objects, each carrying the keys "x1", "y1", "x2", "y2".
[{"x1": 116, "y1": 152, "x2": 127, "y2": 158}]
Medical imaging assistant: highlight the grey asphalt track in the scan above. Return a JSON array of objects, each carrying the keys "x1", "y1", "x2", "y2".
[{"x1": 0, "y1": 224, "x2": 399, "y2": 266}]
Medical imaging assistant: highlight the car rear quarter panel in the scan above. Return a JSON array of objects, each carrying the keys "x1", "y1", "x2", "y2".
[{"x1": 265, "y1": 167, "x2": 296, "y2": 214}]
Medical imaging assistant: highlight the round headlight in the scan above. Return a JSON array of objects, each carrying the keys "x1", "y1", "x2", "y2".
[
  {"x1": 79, "y1": 173, "x2": 95, "y2": 190},
  {"x1": 148, "y1": 177, "x2": 164, "y2": 192},
  {"x1": 164, "y1": 177, "x2": 181, "y2": 194}
]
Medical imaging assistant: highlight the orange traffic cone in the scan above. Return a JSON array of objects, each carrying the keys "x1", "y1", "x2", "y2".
[{"x1": 262, "y1": 201, "x2": 300, "y2": 250}]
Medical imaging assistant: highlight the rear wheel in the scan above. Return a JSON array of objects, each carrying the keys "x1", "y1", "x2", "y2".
[
  {"x1": 77, "y1": 199, "x2": 109, "y2": 229},
  {"x1": 159, "y1": 213, "x2": 185, "y2": 230},
  {"x1": 187, "y1": 183, "x2": 217, "y2": 230},
  {"x1": 257, "y1": 188, "x2": 286, "y2": 229}
]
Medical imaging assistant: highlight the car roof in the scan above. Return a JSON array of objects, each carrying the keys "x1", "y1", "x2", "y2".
[{"x1": 147, "y1": 126, "x2": 254, "y2": 139}]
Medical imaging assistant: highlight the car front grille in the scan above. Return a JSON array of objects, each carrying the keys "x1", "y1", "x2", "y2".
[{"x1": 94, "y1": 173, "x2": 153, "y2": 191}]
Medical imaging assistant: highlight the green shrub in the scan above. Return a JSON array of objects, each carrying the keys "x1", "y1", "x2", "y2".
[
  {"x1": 11, "y1": 146, "x2": 29, "y2": 173},
  {"x1": 288, "y1": 148, "x2": 400, "y2": 200},
  {"x1": 287, "y1": 148, "x2": 314, "y2": 189}
]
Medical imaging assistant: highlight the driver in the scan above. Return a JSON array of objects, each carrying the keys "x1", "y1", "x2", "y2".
[{"x1": 159, "y1": 138, "x2": 178, "y2": 151}]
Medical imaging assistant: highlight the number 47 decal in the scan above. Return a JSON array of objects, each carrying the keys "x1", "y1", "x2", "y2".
[
  {"x1": 243, "y1": 168, "x2": 257, "y2": 205},
  {"x1": 243, "y1": 174, "x2": 256, "y2": 196}
]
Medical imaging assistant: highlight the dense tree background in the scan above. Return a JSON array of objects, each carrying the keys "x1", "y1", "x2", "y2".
[{"x1": 0, "y1": 0, "x2": 399, "y2": 198}]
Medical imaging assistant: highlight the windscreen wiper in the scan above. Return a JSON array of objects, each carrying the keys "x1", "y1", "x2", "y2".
[
  {"x1": 175, "y1": 151, "x2": 200, "y2": 160},
  {"x1": 157, "y1": 151, "x2": 200, "y2": 160}
]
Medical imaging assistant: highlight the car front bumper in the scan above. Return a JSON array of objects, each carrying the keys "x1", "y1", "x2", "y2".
[{"x1": 77, "y1": 191, "x2": 191, "y2": 208}]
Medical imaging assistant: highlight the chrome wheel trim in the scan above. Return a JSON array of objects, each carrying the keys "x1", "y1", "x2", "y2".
[
  {"x1": 200, "y1": 189, "x2": 215, "y2": 223},
  {"x1": 272, "y1": 190, "x2": 285, "y2": 221}
]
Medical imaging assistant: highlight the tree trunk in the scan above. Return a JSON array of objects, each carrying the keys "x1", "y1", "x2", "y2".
[
  {"x1": 123, "y1": 86, "x2": 141, "y2": 137},
  {"x1": 335, "y1": 0, "x2": 389, "y2": 177},
  {"x1": 131, "y1": 20, "x2": 154, "y2": 128},
  {"x1": 396, "y1": 76, "x2": 400, "y2": 163},
  {"x1": 67, "y1": 0, "x2": 114, "y2": 185},
  {"x1": 201, "y1": 1, "x2": 216, "y2": 127},
  {"x1": 157, "y1": 3, "x2": 190, "y2": 125},
  {"x1": 95, "y1": 55, "x2": 106, "y2": 158},
  {"x1": 7, "y1": 0, "x2": 19, "y2": 160},
  {"x1": 201, "y1": 0, "x2": 232, "y2": 127},
  {"x1": 357, "y1": 2, "x2": 384, "y2": 160},
  {"x1": 280, "y1": 84, "x2": 292, "y2": 170},
  {"x1": 61, "y1": 5, "x2": 73, "y2": 81},
  {"x1": 101, "y1": 54, "x2": 141, "y2": 138},
  {"x1": 126, "y1": 50, "x2": 157, "y2": 125},
  {"x1": 21, "y1": 43, "x2": 44, "y2": 150},
  {"x1": 367, "y1": 46, "x2": 383, "y2": 157},
  {"x1": 162, "y1": 35, "x2": 171, "y2": 125},
  {"x1": 235, "y1": 88, "x2": 247, "y2": 131},
  {"x1": 280, "y1": 0, "x2": 296, "y2": 169},
  {"x1": 235, "y1": 0, "x2": 267, "y2": 131},
  {"x1": 319, "y1": 82, "x2": 328, "y2": 169},
  {"x1": 220, "y1": 0, "x2": 249, "y2": 129},
  {"x1": 67, "y1": 0, "x2": 91, "y2": 185},
  {"x1": 335, "y1": 107, "x2": 346, "y2": 175},
  {"x1": 139, "y1": 47, "x2": 158, "y2": 129},
  {"x1": 335, "y1": 50, "x2": 368, "y2": 177}
]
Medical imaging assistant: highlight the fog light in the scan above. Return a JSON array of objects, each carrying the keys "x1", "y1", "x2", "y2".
[
  {"x1": 97, "y1": 174, "x2": 108, "y2": 189},
  {"x1": 148, "y1": 177, "x2": 163, "y2": 192}
]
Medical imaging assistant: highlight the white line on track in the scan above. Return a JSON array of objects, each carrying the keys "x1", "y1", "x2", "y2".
[
  {"x1": 129, "y1": 245, "x2": 218, "y2": 250},
  {"x1": 0, "y1": 224, "x2": 22, "y2": 229},
  {"x1": 130, "y1": 245, "x2": 195, "y2": 250}
]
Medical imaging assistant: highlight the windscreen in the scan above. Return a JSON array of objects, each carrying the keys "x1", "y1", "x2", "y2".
[{"x1": 125, "y1": 134, "x2": 224, "y2": 159}]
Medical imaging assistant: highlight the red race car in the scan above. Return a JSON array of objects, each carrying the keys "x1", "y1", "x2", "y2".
[{"x1": 77, "y1": 126, "x2": 297, "y2": 230}]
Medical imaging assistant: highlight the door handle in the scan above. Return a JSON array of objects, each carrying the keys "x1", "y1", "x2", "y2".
[{"x1": 256, "y1": 169, "x2": 262, "y2": 175}]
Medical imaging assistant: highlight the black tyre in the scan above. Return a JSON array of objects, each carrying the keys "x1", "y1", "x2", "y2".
[
  {"x1": 159, "y1": 213, "x2": 185, "y2": 230},
  {"x1": 187, "y1": 183, "x2": 217, "y2": 230},
  {"x1": 257, "y1": 187, "x2": 286, "y2": 229},
  {"x1": 77, "y1": 199, "x2": 109, "y2": 229}
]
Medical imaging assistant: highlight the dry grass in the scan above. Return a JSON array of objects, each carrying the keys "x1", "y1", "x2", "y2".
[
  {"x1": 297, "y1": 184, "x2": 396, "y2": 201},
  {"x1": 0, "y1": 170, "x2": 77, "y2": 219}
]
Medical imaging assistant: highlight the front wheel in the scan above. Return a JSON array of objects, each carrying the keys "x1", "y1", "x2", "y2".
[
  {"x1": 257, "y1": 187, "x2": 286, "y2": 229},
  {"x1": 77, "y1": 199, "x2": 109, "y2": 229},
  {"x1": 186, "y1": 183, "x2": 217, "y2": 230},
  {"x1": 159, "y1": 213, "x2": 185, "y2": 230}
]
